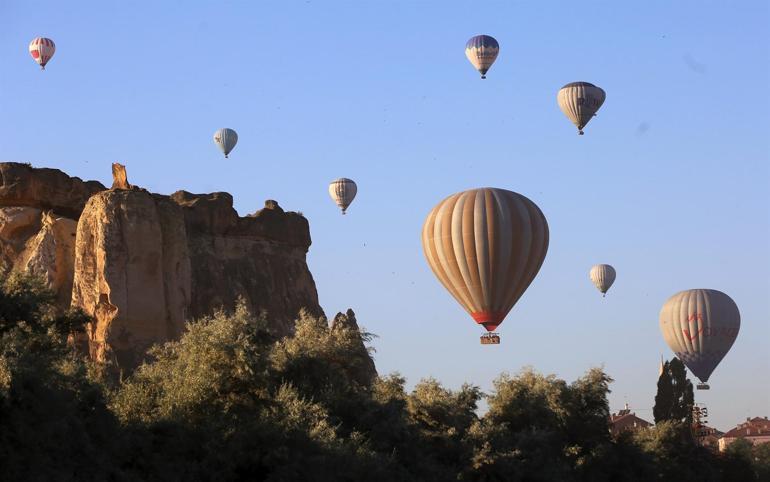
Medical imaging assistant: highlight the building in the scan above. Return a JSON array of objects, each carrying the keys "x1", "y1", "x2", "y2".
[
  {"x1": 718, "y1": 416, "x2": 770, "y2": 452},
  {"x1": 609, "y1": 405, "x2": 653, "y2": 437},
  {"x1": 696, "y1": 425, "x2": 723, "y2": 451}
]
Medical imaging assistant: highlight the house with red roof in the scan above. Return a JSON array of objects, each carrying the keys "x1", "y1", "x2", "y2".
[
  {"x1": 609, "y1": 406, "x2": 653, "y2": 437},
  {"x1": 718, "y1": 416, "x2": 770, "y2": 452}
]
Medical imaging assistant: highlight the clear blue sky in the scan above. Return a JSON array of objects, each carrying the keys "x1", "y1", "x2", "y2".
[{"x1": 1, "y1": 1, "x2": 768, "y2": 430}]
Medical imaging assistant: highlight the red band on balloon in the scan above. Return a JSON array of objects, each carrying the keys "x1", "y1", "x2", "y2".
[{"x1": 471, "y1": 311, "x2": 505, "y2": 332}]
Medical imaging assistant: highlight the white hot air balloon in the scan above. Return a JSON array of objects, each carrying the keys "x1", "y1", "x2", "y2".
[
  {"x1": 29, "y1": 37, "x2": 56, "y2": 70},
  {"x1": 557, "y1": 82, "x2": 606, "y2": 135},
  {"x1": 213, "y1": 128, "x2": 238, "y2": 158},
  {"x1": 589, "y1": 264, "x2": 616, "y2": 297},
  {"x1": 329, "y1": 178, "x2": 357, "y2": 214},
  {"x1": 659, "y1": 289, "x2": 740, "y2": 389}
]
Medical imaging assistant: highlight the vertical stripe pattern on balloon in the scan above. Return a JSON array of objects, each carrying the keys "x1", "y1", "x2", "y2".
[
  {"x1": 213, "y1": 128, "x2": 238, "y2": 158},
  {"x1": 557, "y1": 82, "x2": 606, "y2": 134},
  {"x1": 422, "y1": 188, "x2": 548, "y2": 332},
  {"x1": 328, "y1": 178, "x2": 357, "y2": 214},
  {"x1": 659, "y1": 289, "x2": 740, "y2": 383},
  {"x1": 590, "y1": 264, "x2": 616, "y2": 294}
]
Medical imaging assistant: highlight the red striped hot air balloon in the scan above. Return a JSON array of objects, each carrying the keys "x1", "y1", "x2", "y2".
[
  {"x1": 421, "y1": 188, "x2": 549, "y2": 344},
  {"x1": 29, "y1": 37, "x2": 56, "y2": 70}
]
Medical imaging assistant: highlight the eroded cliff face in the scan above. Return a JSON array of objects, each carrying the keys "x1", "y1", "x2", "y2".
[
  {"x1": 171, "y1": 192, "x2": 322, "y2": 338},
  {"x1": 0, "y1": 162, "x2": 322, "y2": 370},
  {"x1": 71, "y1": 189, "x2": 192, "y2": 368}
]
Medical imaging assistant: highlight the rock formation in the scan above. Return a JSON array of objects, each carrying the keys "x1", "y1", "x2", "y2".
[
  {"x1": 71, "y1": 189, "x2": 192, "y2": 368},
  {"x1": 0, "y1": 162, "x2": 105, "y2": 218},
  {"x1": 110, "y1": 163, "x2": 132, "y2": 190},
  {"x1": 0, "y1": 162, "x2": 322, "y2": 370},
  {"x1": 330, "y1": 309, "x2": 378, "y2": 381}
]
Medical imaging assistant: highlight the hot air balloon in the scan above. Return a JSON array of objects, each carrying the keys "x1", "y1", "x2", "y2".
[
  {"x1": 590, "y1": 264, "x2": 616, "y2": 297},
  {"x1": 557, "y1": 82, "x2": 606, "y2": 135},
  {"x1": 659, "y1": 289, "x2": 740, "y2": 389},
  {"x1": 29, "y1": 37, "x2": 55, "y2": 70},
  {"x1": 213, "y1": 128, "x2": 238, "y2": 158},
  {"x1": 422, "y1": 188, "x2": 549, "y2": 344},
  {"x1": 465, "y1": 35, "x2": 499, "y2": 79},
  {"x1": 328, "y1": 178, "x2": 357, "y2": 214}
]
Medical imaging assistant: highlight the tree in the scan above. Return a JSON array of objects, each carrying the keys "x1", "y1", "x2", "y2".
[
  {"x1": 462, "y1": 367, "x2": 616, "y2": 481},
  {"x1": 653, "y1": 358, "x2": 694, "y2": 426},
  {"x1": 0, "y1": 273, "x2": 117, "y2": 481},
  {"x1": 653, "y1": 361, "x2": 673, "y2": 423},
  {"x1": 0, "y1": 275, "x2": 762, "y2": 480}
]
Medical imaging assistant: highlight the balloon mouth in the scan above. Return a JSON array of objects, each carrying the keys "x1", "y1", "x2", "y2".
[{"x1": 471, "y1": 311, "x2": 505, "y2": 332}]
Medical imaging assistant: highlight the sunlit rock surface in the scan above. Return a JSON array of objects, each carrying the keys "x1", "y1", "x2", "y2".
[{"x1": 0, "y1": 162, "x2": 322, "y2": 370}]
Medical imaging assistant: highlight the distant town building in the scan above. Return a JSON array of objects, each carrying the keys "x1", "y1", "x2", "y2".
[
  {"x1": 718, "y1": 416, "x2": 770, "y2": 452},
  {"x1": 696, "y1": 425, "x2": 723, "y2": 451},
  {"x1": 609, "y1": 405, "x2": 653, "y2": 437}
]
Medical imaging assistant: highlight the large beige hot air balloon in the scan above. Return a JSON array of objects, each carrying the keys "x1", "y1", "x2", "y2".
[
  {"x1": 659, "y1": 289, "x2": 740, "y2": 389},
  {"x1": 589, "y1": 264, "x2": 616, "y2": 297},
  {"x1": 557, "y1": 82, "x2": 606, "y2": 135},
  {"x1": 422, "y1": 188, "x2": 549, "y2": 343}
]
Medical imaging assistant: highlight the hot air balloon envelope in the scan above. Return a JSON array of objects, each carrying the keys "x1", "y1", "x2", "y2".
[
  {"x1": 329, "y1": 178, "x2": 357, "y2": 214},
  {"x1": 590, "y1": 264, "x2": 616, "y2": 296},
  {"x1": 557, "y1": 81, "x2": 606, "y2": 134},
  {"x1": 213, "y1": 128, "x2": 238, "y2": 158},
  {"x1": 29, "y1": 37, "x2": 55, "y2": 70},
  {"x1": 421, "y1": 188, "x2": 548, "y2": 338},
  {"x1": 465, "y1": 35, "x2": 499, "y2": 79},
  {"x1": 659, "y1": 289, "x2": 740, "y2": 385}
]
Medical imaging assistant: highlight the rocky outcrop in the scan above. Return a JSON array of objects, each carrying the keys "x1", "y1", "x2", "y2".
[
  {"x1": 171, "y1": 192, "x2": 321, "y2": 337},
  {"x1": 24, "y1": 212, "x2": 78, "y2": 308},
  {"x1": 330, "y1": 309, "x2": 377, "y2": 382},
  {"x1": 0, "y1": 163, "x2": 103, "y2": 307},
  {"x1": 0, "y1": 162, "x2": 322, "y2": 370},
  {"x1": 0, "y1": 207, "x2": 79, "y2": 307},
  {"x1": 110, "y1": 163, "x2": 132, "y2": 190},
  {"x1": 71, "y1": 190, "x2": 191, "y2": 368},
  {"x1": 0, "y1": 163, "x2": 104, "y2": 218}
]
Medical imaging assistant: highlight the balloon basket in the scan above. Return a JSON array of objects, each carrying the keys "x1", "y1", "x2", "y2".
[
  {"x1": 480, "y1": 333, "x2": 500, "y2": 345},
  {"x1": 697, "y1": 383, "x2": 710, "y2": 390}
]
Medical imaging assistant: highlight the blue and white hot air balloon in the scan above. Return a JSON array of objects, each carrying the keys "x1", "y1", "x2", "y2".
[{"x1": 465, "y1": 35, "x2": 499, "y2": 79}]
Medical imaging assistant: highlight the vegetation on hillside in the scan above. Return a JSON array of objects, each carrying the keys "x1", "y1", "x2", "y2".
[{"x1": 0, "y1": 273, "x2": 767, "y2": 481}]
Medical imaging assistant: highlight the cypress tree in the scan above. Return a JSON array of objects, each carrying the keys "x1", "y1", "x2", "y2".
[
  {"x1": 653, "y1": 358, "x2": 694, "y2": 425},
  {"x1": 669, "y1": 357, "x2": 694, "y2": 425},
  {"x1": 654, "y1": 361, "x2": 673, "y2": 423}
]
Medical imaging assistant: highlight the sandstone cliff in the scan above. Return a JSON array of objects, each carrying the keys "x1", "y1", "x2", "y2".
[{"x1": 0, "y1": 162, "x2": 322, "y2": 369}]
